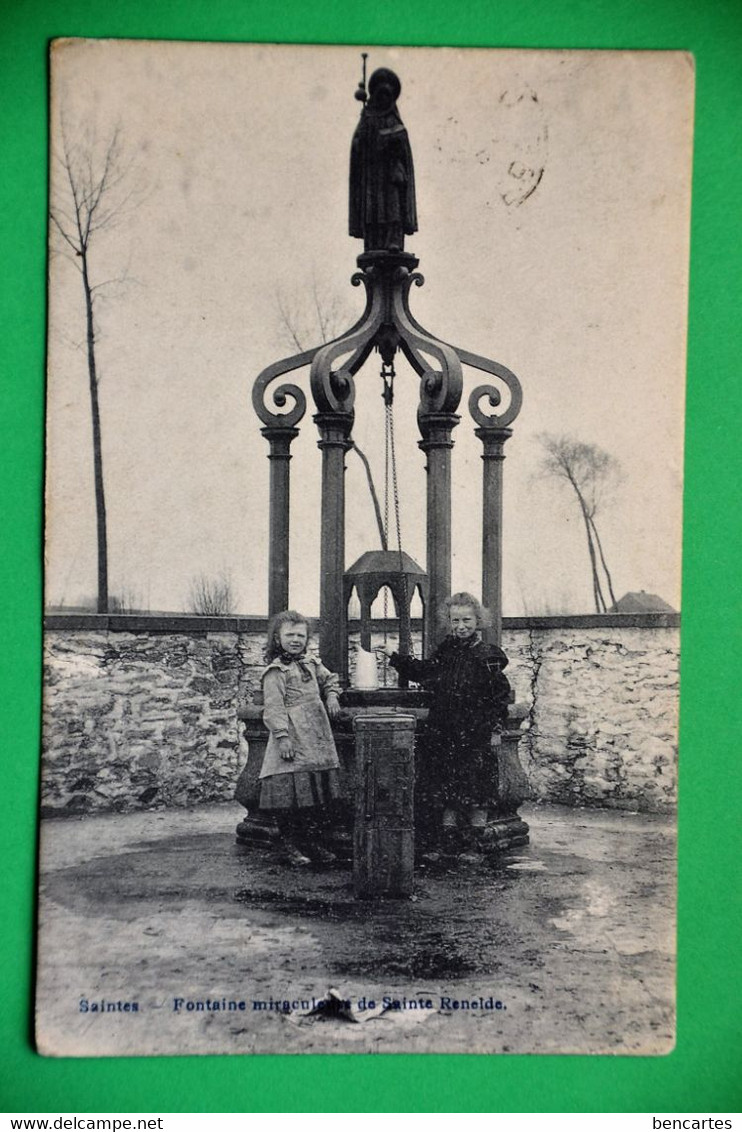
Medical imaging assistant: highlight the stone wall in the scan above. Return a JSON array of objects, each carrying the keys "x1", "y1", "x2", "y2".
[
  {"x1": 42, "y1": 613, "x2": 679, "y2": 815},
  {"x1": 41, "y1": 622, "x2": 263, "y2": 815},
  {"x1": 501, "y1": 619, "x2": 679, "y2": 814}
]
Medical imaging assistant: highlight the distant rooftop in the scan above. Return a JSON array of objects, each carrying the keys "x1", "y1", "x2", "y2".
[{"x1": 608, "y1": 591, "x2": 677, "y2": 614}]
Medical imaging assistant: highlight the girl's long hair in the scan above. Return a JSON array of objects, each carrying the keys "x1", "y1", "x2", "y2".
[{"x1": 264, "y1": 609, "x2": 312, "y2": 662}]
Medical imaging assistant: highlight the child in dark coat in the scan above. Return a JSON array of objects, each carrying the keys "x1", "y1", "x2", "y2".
[{"x1": 380, "y1": 592, "x2": 510, "y2": 851}]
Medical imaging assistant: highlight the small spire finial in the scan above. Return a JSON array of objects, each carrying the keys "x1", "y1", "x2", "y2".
[{"x1": 355, "y1": 52, "x2": 368, "y2": 102}]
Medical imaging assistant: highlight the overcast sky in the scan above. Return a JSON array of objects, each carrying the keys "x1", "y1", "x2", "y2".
[{"x1": 45, "y1": 41, "x2": 693, "y2": 616}]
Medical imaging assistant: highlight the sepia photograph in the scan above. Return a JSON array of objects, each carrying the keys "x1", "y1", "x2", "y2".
[{"x1": 37, "y1": 39, "x2": 693, "y2": 1057}]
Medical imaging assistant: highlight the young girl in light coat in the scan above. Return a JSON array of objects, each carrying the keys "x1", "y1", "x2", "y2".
[{"x1": 259, "y1": 610, "x2": 343, "y2": 866}]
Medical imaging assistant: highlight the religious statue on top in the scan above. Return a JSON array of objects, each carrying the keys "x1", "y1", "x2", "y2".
[{"x1": 349, "y1": 67, "x2": 418, "y2": 254}]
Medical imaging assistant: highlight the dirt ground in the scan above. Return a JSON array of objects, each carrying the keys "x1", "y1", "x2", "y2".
[{"x1": 35, "y1": 801, "x2": 675, "y2": 1057}]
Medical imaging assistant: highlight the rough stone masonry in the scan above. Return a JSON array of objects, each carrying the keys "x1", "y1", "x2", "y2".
[{"x1": 41, "y1": 614, "x2": 679, "y2": 816}]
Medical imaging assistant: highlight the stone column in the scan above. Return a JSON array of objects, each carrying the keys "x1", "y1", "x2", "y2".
[
  {"x1": 475, "y1": 426, "x2": 512, "y2": 646},
  {"x1": 315, "y1": 412, "x2": 354, "y2": 681},
  {"x1": 418, "y1": 413, "x2": 459, "y2": 650},
  {"x1": 353, "y1": 712, "x2": 416, "y2": 899},
  {"x1": 262, "y1": 425, "x2": 299, "y2": 617}
]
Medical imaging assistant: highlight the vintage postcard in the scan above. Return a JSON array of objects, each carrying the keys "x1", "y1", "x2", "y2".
[{"x1": 38, "y1": 40, "x2": 692, "y2": 1056}]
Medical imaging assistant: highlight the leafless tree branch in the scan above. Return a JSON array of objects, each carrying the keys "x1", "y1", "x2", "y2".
[
  {"x1": 537, "y1": 432, "x2": 622, "y2": 612},
  {"x1": 274, "y1": 272, "x2": 354, "y2": 352},
  {"x1": 50, "y1": 113, "x2": 146, "y2": 613},
  {"x1": 187, "y1": 571, "x2": 239, "y2": 616}
]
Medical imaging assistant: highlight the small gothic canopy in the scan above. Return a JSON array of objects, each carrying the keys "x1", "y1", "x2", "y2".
[
  {"x1": 344, "y1": 549, "x2": 428, "y2": 658},
  {"x1": 345, "y1": 549, "x2": 427, "y2": 598}
]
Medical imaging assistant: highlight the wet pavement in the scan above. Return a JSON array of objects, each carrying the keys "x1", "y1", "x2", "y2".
[{"x1": 35, "y1": 802, "x2": 675, "y2": 1057}]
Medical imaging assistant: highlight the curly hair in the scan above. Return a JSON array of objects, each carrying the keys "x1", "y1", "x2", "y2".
[
  {"x1": 264, "y1": 609, "x2": 313, "y2": 662},
  {"x1": 440, "y1": 592, "x2": 492, "y2": 628}
]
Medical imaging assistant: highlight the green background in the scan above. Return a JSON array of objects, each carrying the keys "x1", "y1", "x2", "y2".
[{"x1": 2, "y1": 0, "x2": 740, "y2": 1114}]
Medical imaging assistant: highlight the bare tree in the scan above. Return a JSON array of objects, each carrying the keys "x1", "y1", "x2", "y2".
[
  {"x1": 49, "y1": 119, "x2": 143, "y2": 613},
  {"x1": 108, "y1": 584, "x2": 146, "y2": 614},
  {"x1": 274, "y1": 275, "x2": 394, "y2": 554},
  {"x1": 275, "y1": 273, "x2": 354, "y2": 352},
  {"x1": 515, "y1": 575, "x2": 573, "y2": 617},
  {"x1": 274, "y1": 274, "x2": 389, "y2": 535},
  {"x1": 537, "y1": 433, "x2": 622, "y2": 613},
  {"x1": 187, "y1": 572, "x2": 238, "y2": 616}
]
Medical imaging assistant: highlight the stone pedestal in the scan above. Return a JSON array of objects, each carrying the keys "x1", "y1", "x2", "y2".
[
  {"x1": 234, "y1": 706, "x2": 356, "y2": 854},
  {"x1": 234, "y1": 693, "x2": 425, "y2": 853},
  {"x1": 353, "y1": 711, "x2": 416, "y2": 899},
  {"x1": 480, "y1": 702, "x2": 531, "y2": 852},
  {"x1": 235, "y1": 694, "x2": 529, "y2": 862}
]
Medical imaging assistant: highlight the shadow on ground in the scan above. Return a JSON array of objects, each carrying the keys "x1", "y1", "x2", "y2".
[{"x1": 35, "y1": 802, "x2": 675, "y2": 1056}]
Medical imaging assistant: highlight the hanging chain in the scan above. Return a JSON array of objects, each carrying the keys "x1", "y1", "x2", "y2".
[
  {"x1": 381, "y1": 364, "x2": 394, "y2": 685},
  {"x1": 387, "y1": 378, "x2": 410, "y2": 664},
  {"x1": 379, "y1": 361, "x2": 411, "y2": 682},
  {"x1": 383, "y1": 369, "x2": 391, "y2": 563},
  {"x1": 388, "y1": 394, "x2": 403, "y2": 559}
]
